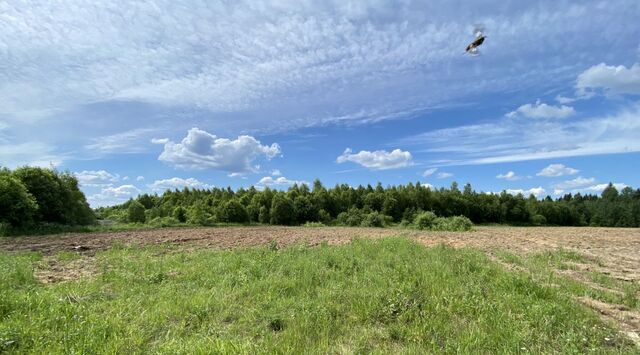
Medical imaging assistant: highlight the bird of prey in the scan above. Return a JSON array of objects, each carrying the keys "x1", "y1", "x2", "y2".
[{"x1": 465, "y1": 26, "x2": 486, "y2": 55}]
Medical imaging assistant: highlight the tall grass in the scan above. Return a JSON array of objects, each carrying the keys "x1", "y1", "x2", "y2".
[{"x1": 0, "y1": 239, "x2": 633, "y2": 353}]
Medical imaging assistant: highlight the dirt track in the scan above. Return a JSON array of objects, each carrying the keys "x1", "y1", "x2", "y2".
[{"x1": 1, "y1": 226, "x2": 638, "y2": 281}]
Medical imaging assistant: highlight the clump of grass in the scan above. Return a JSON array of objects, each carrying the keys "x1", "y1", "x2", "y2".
[
  {"x1": 0, "y1": 239, "x2": 633, "y2": 353},
  {"x1": 302, "y1": 221, "x2": 325, "y2": 228}
]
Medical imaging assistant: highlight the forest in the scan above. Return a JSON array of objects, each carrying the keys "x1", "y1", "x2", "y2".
[
  {"x1": 98, "y1": 178, "x2": 640, "y2": 228},
  {"x1": 1, "y1": 167, "x2": 639, "y2": 233}
]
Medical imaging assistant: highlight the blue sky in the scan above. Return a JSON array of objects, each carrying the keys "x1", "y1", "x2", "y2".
[{"x1": 1, "y1": 0, "x2": 639, "y2": 207}]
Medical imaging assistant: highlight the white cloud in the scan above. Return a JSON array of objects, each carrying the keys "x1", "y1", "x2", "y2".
[
  {"x1": 553, "y1": 176, "x2": 596, "y2": 189},
  {"x1": 1, "y1": 1, "x2": 637, "y2": 135},
  {"x1": 505, "y1": 187, "x2": 546, "y2": 198},
  {"x1": 87, "y1": 184, "x2": 140, "y2": 207},
  {"x1": 422, "y1": 168, "x2": 437, "y2": 177},
  {"x1": 337, "y1": 148, "x2": 412, "y2": 170},
  {"x1": 0, "y1": 142, "x2": 66, "y2": 168},
  {"x1": 271, "y1": 169, "x2": 282, "y2": 176},
  {"x1": 506, "y1": 100, "x2": 575, "y2": 119},
  {"x1": 256, "y1": 176, "x2": 309, "y2": 188},
  {"x1": 496, "y1": 171, "x2": 520, "y2": 181},
  {"x1": 154, "y1": 127, "x2": 281, "y2": 173},
  {"x1": 74, "y1": 170, "x2": 120, "y2": 186},
  {"x1": 577, "y1": 63, "x2": 640, "y2": 96},
  {"x1": 436, "y1": 172, "x2": 453, "y2": 179},
  {"x1": 401, "y1": 104, "x2": 640, "y2": 166},
  {"x1": 555, "y1": 95, "x2": 576, "y2": 104},
  {"x1": 148, "y1": 177, "x2": 213, "y2": 192},
  {"x1": 537, "y1": 164, "x2": 579, "y2": 177},
  {"x1": 136, "y1": 176, "x2": 145, "y2": 181},
  {"x1": 85, "y1": 128, "x2": 161, "y2": 154},
  {"x1": 553, "y1": 189, "x2": 565, "y2": 196},
  {"x1": 577, "y1": 183, "x2": 627, "y2": 195}
]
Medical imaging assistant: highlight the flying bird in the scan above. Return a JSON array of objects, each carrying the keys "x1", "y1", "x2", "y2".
[{"x1": 465, "y1": 25, "x2": 486, "y2": 55}]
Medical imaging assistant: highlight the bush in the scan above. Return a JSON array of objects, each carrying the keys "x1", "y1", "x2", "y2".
[
  {"x1": 127, "y1": 200, "x2": 146, "y2": 223},
  {"x1": 270, "y1": 194, "x2": 294, "y2": 225},
  {"x1": 337, "y1": 208, "x2": 364, "y2": 227},
  {"x1": 431, "y1": 216, "x2": 474, "y2": 231},
  {"x1": 303, "y1": 222, "x2": 325, "y2": 227},
  {"x1": 413, "y1": 211, "x2": 437, "y2": 230},
  {"x1": 360, "y1": 211, "x2": 390, "y2": 228},
  {"x1": 258, "y1": 206, "x2": 270, "y2": 224},
  {"x1": 531, "y1": 214, "x2": 547, "y2": 226},
  {"x1": 217, "y1": 200, "x2": 248, "y2": 223},
  {"x1": 173, "y1": 206, "x2": 187, "y2": 223},
  {"x1": 317, "y1": 209, "x2": 332, "y2": 225},
  {"x1": 148, "y1": 217, "x2": 180, "y2": 228},
  {"x1": 187, "y1": 203, "x2": 210, "y2": 226},
  {"x1": 0, "y1": 175, "x2": 38, "y2": 227}
]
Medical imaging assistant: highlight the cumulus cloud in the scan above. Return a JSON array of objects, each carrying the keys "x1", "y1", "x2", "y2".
[
  {"x1": 87, "y1": 184, "x2": 140, "y2": 207},
  {"x1": 553, "y1": 189, "x2": 565, "y2": 196},
  {"x1": 537, "y1": 164, "x2": 579, "y2": 177},
  {"x1": 154, "y1": 128, "x2": 281, "y2": 172},
  {"x1": 148, "y1": 177, "x2": 213, "y2": 192},
  {"x1": 256, "y1": 176, "x2": 309, "y2": 188},
  {"x1": 580, "y1": 183, "x2": 627, "y2": 194},
  {"x1": 337, "y1": 148, "x2": 413, "y2": 170},
  {"x1": 271, "y1": 169, "x2": 282, "y2": 176},
  {"x1": 553, "y1": 176, "x2": 596, "y2": 189},
  {"x1": 496, "y1": 171, "x2": 520, "y2": 181},
  {"x1": 436, "y1": 172, "x2": 453, "y2": 179},
  {"x1": 74, "y1": 170, "x2": 120, "y2": 186},
  {"x1": 577, "y1": 63, "x2": 640, "y2": 96},
  {"x1": 136, "y1": 176, "x2": 145, "y2": 181},
  {"x1": 506, "y1": 100, "x2": 575, "y2": 119},
  {"x1": 505, "y1": 187, "x2": 546, "y2": 198}
]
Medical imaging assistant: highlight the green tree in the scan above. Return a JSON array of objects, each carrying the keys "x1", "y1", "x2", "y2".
[
  {"x1": 127, "y1": 200, "x2": 146, "y2": 223},
  {"x1": 270, "y1": 194, "x2": 294, "y2": 225},
  {"x1": 0, "y1": 175, "x2": 38, "y2": 227},
  {"x1": 13, "y1": 167, "x2": 65, "y2": 223},
  {"x1": 173, "y1": 206, "x2": 187, "y2": 223},
  {"x1": 217, "y1": 200, "x2": 249, "y2": 223}
]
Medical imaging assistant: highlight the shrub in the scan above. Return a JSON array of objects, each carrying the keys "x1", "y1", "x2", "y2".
[
  {"x1": 127, "y1": 200, "x2": 146, "y2": 223},
  {"x1": 270, "y1": 194, "x2": 294, "y2": 225},
  {"x1": 0, "y1": 175, "x2": 38, "y2": 227},
  {"x1": 431, "y1": 216, "x2": 473, "y2": 231},
  {"x1": 531, "y1": 214, "x2": 547, "y2": 226},
  {"x1": 258, "y1": 206, "x2": 270, "y2": 224},
  {"x1": 148, "y1": 217, "x2": 180, "y2": 228},
  {"x1": 173, "y1": 206, "x2": 187, "y2": 223},
  {"x1": 187, "y1": 203, "x2": 210, "y2": 226},
  {"x1": 360, "y1": 211, "x2": 389, "y2": 228},
  {"x1": 317, "y1": 209, "x2": 332, "y2": 225},
  {"x1": 303, "y1": 222, "x2": 325, "y2": 227},
  {"x1": 413, "y1": 211, "x2": 437, "y2": 230},
  {"x1": 217, "y1": 200, "x2": 249, "y2": 223},
  {"x1": 337, "y1": 208, "x2": 364, "y2": 227}
]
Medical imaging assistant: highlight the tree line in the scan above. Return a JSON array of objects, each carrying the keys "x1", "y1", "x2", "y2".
[{"x1": 98, "y1": 179, "x2": 640, "y2": 228}]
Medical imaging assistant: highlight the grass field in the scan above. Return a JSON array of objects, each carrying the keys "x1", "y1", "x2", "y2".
[{"x1": 0, "y1": 237, "x2": 636, "y2": 354}]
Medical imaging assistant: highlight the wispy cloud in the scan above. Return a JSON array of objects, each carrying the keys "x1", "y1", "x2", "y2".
[
  {"x1": 401, "y1": 104, "x2": 640, "y2": 166},
  {"x1": 85, "y1": 128, "x2": 161, "y2": 154},
  {"x1": 506, "y1": 100, "x2": 575, "y2": 119},
  {"x1": 536, "y1": 164, "x2": 579, "y2": 177},
  {"x1": 496, "y1": 171, "x2": 520, "y2": 181}
]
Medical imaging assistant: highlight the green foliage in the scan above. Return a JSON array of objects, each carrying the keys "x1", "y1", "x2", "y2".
[
  {"x1": 0, "y1": 175, "x2": 38, "y2": 227},
  {"x1": 360, "y1": 211, "x2": 390, "y2": 228},
  {"x1": 0, "y1": 239, "x2": 634, "y2": 353},
  {"x1": 91, "y1": 176, "x2": 640, "y2": 229},
  {"x1": 270, "y1": 194, "x2": 294, "y2": 225},
  {"x1": 531, "y1": 214, "x2": 547, "y2": 226},
  {"x1": 187, "y1": 202, "x2": 210, "y2": 225},
  {"x1": 431, "y1": 215, "x2": 474, "y2": 231},
  {"x1": 11, "y1": 167, "x2": 95, "y2": 226},
  {"x1": 216, "y1": 200, "x2": 248, "y2": 224},
  {"x1": 303, "y1": 221, "x2": 325, "y2": 227},
  {"x1": 172, "y1": 206, "x2": 187, "y2": 223},
  {"x1": 148, "y1": 217, "x2": 181, "y2": 228},
  {"x1": 413, "y1": 211, "x2": 437, "y2": 230},
  {"x1": 127, "y1": 200, "x2": 146, "y2": 223}
]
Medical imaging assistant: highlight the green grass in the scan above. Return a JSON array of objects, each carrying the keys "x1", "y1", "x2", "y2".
[{"x1": 0, "y1": 238, "x2": 634, "y2": 354}]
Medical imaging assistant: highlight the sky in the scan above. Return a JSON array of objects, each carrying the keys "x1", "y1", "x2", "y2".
[{"x1": 1, "y1": 0, "x2": 639, "y2": 207}]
